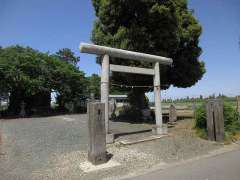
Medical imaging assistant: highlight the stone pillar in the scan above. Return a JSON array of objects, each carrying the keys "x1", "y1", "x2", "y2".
[
  {"x1": 19, "y1": 101, "x2": 26, "y2": 118},
  {"x1": 0, "y1": 119, "x2": 2, "y2": 145},
  {"x1": 101, "y1": 54, "x2": 110, "y2": 133},
  {"x1": 90, "y1": 93, "x2": 95, "y2": 102},
  {"x1": 153, "y1": 62, "x2": 164, "y2": 134},
  {"x1": 206, "y1": 99, "x2": 224, "y2": 142},
  {"x1": 169, "y1": 104, "x2": 177, "y2": 123},
  {"x1": 237, "y1": 96, "x2": 240, "y2": 113},
  {"x1": 87, "y1": 102, "x2": 107, "y2": 165}
]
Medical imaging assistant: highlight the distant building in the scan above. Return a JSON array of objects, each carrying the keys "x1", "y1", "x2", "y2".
[
  {"x1": 109, "y1": 95, "x2": 128, "y2": 108},
  {"x1": 0, "y1": 93, "x2": 9, "y2": 110}
]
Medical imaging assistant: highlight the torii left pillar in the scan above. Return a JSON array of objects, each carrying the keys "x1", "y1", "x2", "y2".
[
  {"x1": 153, "y1": 62, "x2": 164, "y2": 134},
  {"x1": 101, "y1": 54, "x2": 110, "y2": 133}
]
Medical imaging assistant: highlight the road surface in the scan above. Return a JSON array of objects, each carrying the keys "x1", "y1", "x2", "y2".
[{"x1": 130, "y1": 149, "x2": 240, "y2": 180}]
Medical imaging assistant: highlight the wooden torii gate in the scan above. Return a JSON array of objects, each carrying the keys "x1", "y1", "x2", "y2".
[{"x1": 80, "y1": 43, "x2": 173, "y2": 135}]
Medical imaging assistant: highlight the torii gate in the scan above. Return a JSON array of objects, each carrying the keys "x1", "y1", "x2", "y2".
[{"x1": 80, "y1": 43, "x2": 173, "y2": 135}]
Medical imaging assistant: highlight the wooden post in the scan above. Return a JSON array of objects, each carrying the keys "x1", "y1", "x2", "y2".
[
  {"x1": 214, "y1": 99, "x2": 224, "y2": 142},
  {"x1": 206, "y1": 100, "x2": 215, "y2": 141},
  {"x1": 0, "y1": 119, "x2": 2, "y2": 145},
  {"x1": 101, "y1": 54, "x2": 110, "y2": 134},
  {"x1": 169, "y1": 104, "x2": 177, "y2": 123},
  {"x1": 206, "y1": 99, "x2": 224, "y2": 142},
  {"x1": 0, "y1": 120, "x2": 2, "y2": 156},
  {"x1": 88, "y1": 102, "x2": 107, "y2": 165},
  {"x1": 153, "y1": 62, "x2": 164, "y2": 134},
  {"x1": 237, "y1": 96, "x2": 240, "y2": 113}
]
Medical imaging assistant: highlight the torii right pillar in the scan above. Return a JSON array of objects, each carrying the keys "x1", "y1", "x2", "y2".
[{"x1": 153, "y1": 62, "x2": 164, "y2": 134}]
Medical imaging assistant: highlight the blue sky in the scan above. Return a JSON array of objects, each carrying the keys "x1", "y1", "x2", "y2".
[{"x1": 0, "y1": 0, "x2": 240, "y2": 100}]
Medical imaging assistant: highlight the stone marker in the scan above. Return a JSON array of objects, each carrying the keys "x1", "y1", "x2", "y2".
[
  {"x1": 0, "y1": 119, "x2": 4, "y2": 156},
  {"x1": 169, "y1": 104, "x2": 177, "y2": 123},
  {"x1": 237, "y1": 96, "x2": 240, "y2": 113},
  {"x1": 0, "y1": 119, "x2": 2, "y2": 144},
  {"x1": 142, "y1": 109, "x2": 152, "y2": 121},
  {"x1": 19, "y1": 101, "x2": 26, "y2": 117},
  {"x1": 109, "y1": 99, "x2": 116, "y2": 119},
  {"x1": 90, "y1": 93, "x2": 95, "y2": 102},
  {"x1": 88, "y1": 102, "x2": 107, "y2": 165},
  {"x1": 206, "y1": 99, "x2": 224, "y2": 142}
]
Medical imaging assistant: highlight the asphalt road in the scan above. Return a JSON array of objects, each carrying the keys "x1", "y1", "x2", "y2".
[{"x1": 130, "y1": 149, "x2": 240, "y2": 180}]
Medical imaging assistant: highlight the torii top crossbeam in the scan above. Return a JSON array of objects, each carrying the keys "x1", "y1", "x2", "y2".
[{"x1": 80, "y1": 43, "x2": 173, "y2": 65}]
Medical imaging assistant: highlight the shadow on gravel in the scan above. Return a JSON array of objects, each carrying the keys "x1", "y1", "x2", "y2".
[
  {"x1": 112, "y1": 115, "x2": 169, "y2": 125},
  {"x1": 114, "y1": 129, "x2": 152, "y2": 139},
  {"x1": 0, "y1": 111, "x2": 87, "y2": 120}
]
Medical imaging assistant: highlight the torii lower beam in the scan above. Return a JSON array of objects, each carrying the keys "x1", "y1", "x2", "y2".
[
  {"x1": 80, "y1": 43, "x2": 173, "y2": 135},
  {"x1": 110, "y1": 64, "x2": 155, "y2": 75}
]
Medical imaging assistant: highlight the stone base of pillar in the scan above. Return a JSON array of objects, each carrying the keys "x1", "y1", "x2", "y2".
[
  {"x1": 152, "y1": 124, "x2": 168, "y2": 135},
  {"x1": 106, "y1": 133, "x2": 114, "y2": 144}
]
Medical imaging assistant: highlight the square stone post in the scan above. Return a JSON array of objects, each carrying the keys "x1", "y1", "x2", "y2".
[
  {"x1": 87, "y1": 102, "x2": 107, "y2": 165},
  {"x1": 101, "y1": 54, "x2": 110, "y2": 134},
  {"x1": 237, "y1": 96, "x2": 240, "y2": 114},
  {"x1": 169, "y1": 104, "x2": 177, "y2": 123},
  {"x1": 206, "y1": 99, "x2": 224, "y2": 142},
  {"x1": 153, "y1": 62, "x2": 164, "y2": 134}
]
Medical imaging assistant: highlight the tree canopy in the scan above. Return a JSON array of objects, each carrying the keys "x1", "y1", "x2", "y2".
[
  {"x1": 55, "y1": 48, "x2": 80, "y2": 66},
  {"x1": 0, "y1": 45, "x2": 86, "y2": 115},
  {"x1": 86, "y1": 74, "x2": 101, "y2": 99},
  {"x1": 91, "y1": 0, "x2": 205, "y2": 90}
]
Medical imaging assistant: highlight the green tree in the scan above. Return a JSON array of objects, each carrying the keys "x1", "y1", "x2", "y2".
[
  {"x1": 91, "y1": 0, "x2": 205, "y2": 110},
  {"x1": 86, "y1": 74, "x2": 101, "y2": 99},
  {"x1": 86, "y1": 74, "x2": 127, "y2": 100},
  {"x1": 0, "y1": 45, "x2": 86, "y2": 115},
  {"x1": 54, "y1": 48, "x2": 86, "y2": 111},
  {"x1": 55, "y1": 48, "x2": 80, "y2": 66}
]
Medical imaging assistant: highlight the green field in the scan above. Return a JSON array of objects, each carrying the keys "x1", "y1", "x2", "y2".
[{"x1": 162, "y1": 97, "x2": 237, "y2": 109}]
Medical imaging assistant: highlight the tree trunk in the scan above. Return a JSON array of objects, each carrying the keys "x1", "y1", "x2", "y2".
[{"x1": 128, "y1": 88, "x2": 147, "y2": 111}]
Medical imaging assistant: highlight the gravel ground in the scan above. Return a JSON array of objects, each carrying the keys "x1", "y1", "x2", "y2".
[{"x1": 0, "y1": 115, "x2": 223, "y2": 180}]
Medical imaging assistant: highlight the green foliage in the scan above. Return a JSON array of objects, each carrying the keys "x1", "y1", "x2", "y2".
[
  {"x1": 0, "y1": 45, "x2": 50, "y2": 95},
  {"x1": 86, "y1": 74, "x2": 101, "y2": 98},
  {"x1": 0, "y1": 45, "x2": 86, "y2": 115},
  {"x1": 46, "y1": 54, "x2": 86, "y2": 104},
  {"x1": 195, "y1": 128, "x2": 207, "y2": 139},
  {"x1": 55, "y1": 48, "x2": 80, "y2": 66},
  {"x1": 195, "y1": 103, "x2": 207, "y2": 129},
  {"x1": 224, "y1": 103, "x2": 240, "y2": 134},
  {"x1": 84, "y1": 73, "x2": 128, "y2": 99},
  {"x1": 91, "y1": 0, "x2": 205, "y2": 90},
  {"x1": 195, "y1": 102, "x2": 240, "y2": 140},
  {"x1": 118, "y1": 106, "x2": 142, "y2": 122},
  {"x1": 52, "y1": 48, "x2": 86, "y2": 112}
]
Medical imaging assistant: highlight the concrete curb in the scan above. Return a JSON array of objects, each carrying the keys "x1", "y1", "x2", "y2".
[{"x1": 119, "y1": 134, "x2": 169, "y2": 145}]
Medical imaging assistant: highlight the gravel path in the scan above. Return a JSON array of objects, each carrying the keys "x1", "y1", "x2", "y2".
[{"x1": 0, "y1": 115, "x2": 223, "y2": 180}]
